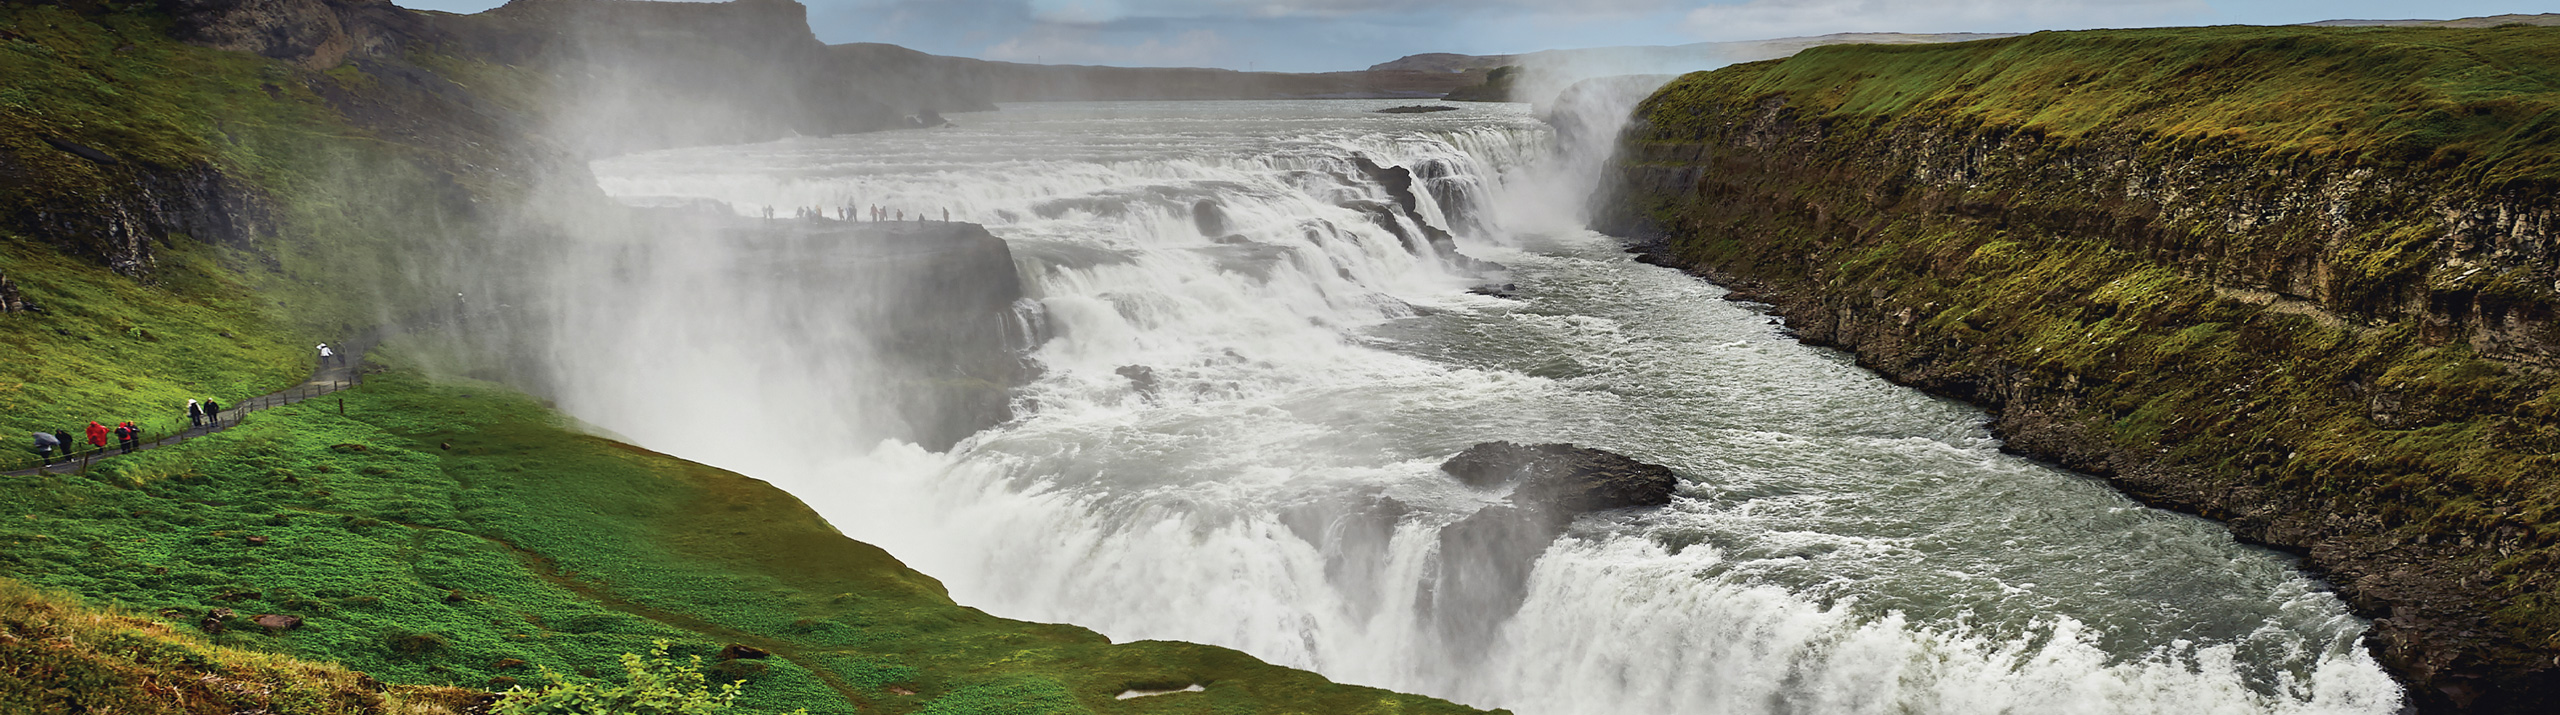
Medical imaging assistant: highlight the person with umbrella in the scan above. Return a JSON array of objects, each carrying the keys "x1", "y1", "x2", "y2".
[{"x1": 30, "y1": 431, "x2": 60, "y2": 464}]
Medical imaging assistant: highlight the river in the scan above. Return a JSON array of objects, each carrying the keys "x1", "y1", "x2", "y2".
[{"x1": 571, "y1": 99, "x2": 2403, "y2": 714}]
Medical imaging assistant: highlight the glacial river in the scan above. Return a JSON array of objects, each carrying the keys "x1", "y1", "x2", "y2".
[{"x1": 574, "y1": 100, "x2": 2402, "y2": 714}]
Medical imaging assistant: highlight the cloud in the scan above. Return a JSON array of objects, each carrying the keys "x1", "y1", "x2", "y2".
[
  {"x1": 1680, "y1": 0, "x2": 2207, "y2": 40},
  {"x1": 983, "y1": 26, "x2": 1233, "y2": 66}
]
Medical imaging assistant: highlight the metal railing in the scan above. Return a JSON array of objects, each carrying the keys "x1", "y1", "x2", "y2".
[{"x1": 4, "y1": 369, "x2": 366, "y2": 477}]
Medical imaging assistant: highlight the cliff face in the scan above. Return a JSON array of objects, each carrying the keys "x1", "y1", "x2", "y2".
[{"x1": 1602, "y1": 26, "x2": 2560, "y2": 713}]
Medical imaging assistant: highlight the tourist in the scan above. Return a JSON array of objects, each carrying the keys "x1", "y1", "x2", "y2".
[
  {"x1": 943, "y1": 207, "x2": 950, "y2": 222},
  {"x1": 31, "y1": 431, "x2": 58, "y2": 463},
  {"x1": 895, "y1": 209, "x2": 904, "y2": 222},
  {"x1": 85, "y1": 421, "x2": 107, "y2": 451},
  {"x1": 202, "y1": 399, "x2": 221, "y2": 428},
  {"x1": 318, "y1": 343, "x2": 335, "y2": 367},
  {"x1": 114, "y1": 422, "x2": 135, "y2": 454},
  {"x1": 187, "y1": 399, "x2": 203, "y2": 429},
  {"x1": 53, "y1": 429, "x2": 72, "y2": 458}
]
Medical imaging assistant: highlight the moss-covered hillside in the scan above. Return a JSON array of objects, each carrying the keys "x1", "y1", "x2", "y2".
[
  {"x1": 1608, "y1": 24, "x2": 2560, "y2": 713},
  {"x1": 1, "y1": 2, "x2": 531, "y2": 446}
]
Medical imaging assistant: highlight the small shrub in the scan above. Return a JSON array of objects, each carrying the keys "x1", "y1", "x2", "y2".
[{"x1": 493, "y1": 641, "x2": 783, "y2": 715}]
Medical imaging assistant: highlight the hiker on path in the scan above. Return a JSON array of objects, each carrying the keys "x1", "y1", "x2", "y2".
[
  {"x1": 31, "y1": 432, "x2": 59, "y2": 464},
  {"x1": 86, "y1": 422, "x2": 108, "y2": 451},
  {"x1": 114, "y1": 422, "x2": 136, "y2": 454},
  {"x1": 943, "y1": 207, "x2": 950, "y2": 222},
  {"x1": 203, "y1": 399, "x2": 221, "y2": 428},
  {"x1": 187, "y1": 399, "x2": 203, "y2": 429},
  {"x1": 53, "y1": 430, "x2": 73, "y2": 460},
  {"x1": 318, "y1": 343, "x2": 336, "y2": 367}
]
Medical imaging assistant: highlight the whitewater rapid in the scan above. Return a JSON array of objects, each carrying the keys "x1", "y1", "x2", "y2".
[{"x1": 576, "y1": 100, "x2": 2404, "y2": 714}]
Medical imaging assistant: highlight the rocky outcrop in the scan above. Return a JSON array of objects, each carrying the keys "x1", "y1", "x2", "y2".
[
  {"x1": 1429, "y1": 442, "x2": 1677, "y2": 647},
  {"x1": 0, "y1": 138, "x2": 275, "y2": 279},
  {"x1": 159, "y1": 0, "x2": 433, "y2": 70},
  {"x1": 1601, "y1": 31, "x2": 2560, "y2": 712}
]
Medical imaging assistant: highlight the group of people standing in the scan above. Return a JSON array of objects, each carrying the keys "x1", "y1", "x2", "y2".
[
  {"x1": 25, "y1": 397, "x2": 223, "y2": 466},
  {"x1": 761, "y1": 204, "x2": 957, "y2": 223}
]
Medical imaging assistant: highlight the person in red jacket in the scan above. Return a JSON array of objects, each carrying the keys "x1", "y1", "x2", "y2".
[{"x1": 85, "y1": 421, "x2": 108, "y2": 450}]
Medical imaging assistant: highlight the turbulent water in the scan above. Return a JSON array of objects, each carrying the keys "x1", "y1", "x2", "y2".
[{"x1": 580, "y1": 100, "x2": 2404, "y2": 714}]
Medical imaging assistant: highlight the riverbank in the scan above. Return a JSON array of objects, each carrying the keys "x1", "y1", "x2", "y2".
[{"x1": 1601, "y1": 24, "x2": 2560, "y2": 712}]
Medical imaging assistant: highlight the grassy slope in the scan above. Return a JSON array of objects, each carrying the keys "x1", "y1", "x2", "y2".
[
  {"x1": 0, "y1": 349, "x2": 1492, "y2": 715},
  {"x1": 1625, "y1": 25, "x2": 2560, "y2": 668},
  {"x1": 1, "y1": 4, "x2": 507, "y2": 447},
  {"x1": 1640, "y1": 24, "x2": 2560, "y2": 187},
  {"x1": 0, "y1": 576, "x2": 486, "y2": 715}
]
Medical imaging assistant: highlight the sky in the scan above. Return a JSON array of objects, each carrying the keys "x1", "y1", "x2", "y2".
[{"x1": 390, "y1": 0, "x2": 2558, "y2": 72}]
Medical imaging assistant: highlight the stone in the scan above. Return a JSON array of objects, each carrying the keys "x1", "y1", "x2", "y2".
[
  {"x1": 252, "y1": 613, "x2": 303, "y2": 632},
  {"x1": 1375, "y1": 105, "x2": 1461, "y2": 114},
  {"x1": 1427, "y1": 442, "x2": 1680, "y2": 648},
  {"x1": 1115, "y1": 365, "x2": 1160, "y2": 397},
  {"x1": 1438, "y1": 441, "x2": 1678, "y2": 512},
  {"x1": 244, "y1": 535, "x2": 268, "y2": 546},
  {"x1": 1193, "y1": 199, "x2": 1228, "y2": 237},
  {"x1": 719, "y1": 644, "x2": 771, "y2": 660}
]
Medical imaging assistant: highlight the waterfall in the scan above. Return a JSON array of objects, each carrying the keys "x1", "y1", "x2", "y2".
[{"x1": 567, "y1": 100, "x2": 2403, "y2": 715}]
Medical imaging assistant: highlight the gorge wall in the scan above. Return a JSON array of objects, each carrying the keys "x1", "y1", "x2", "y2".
[{"x1": 1599, "y1": 25, "x2": 2560, "y2": 713}]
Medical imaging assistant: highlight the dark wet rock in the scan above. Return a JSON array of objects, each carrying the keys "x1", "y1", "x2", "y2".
[
  {"x1": 719, "y1": 644, "x2": 771, "y2": 660},
  {"x1": 1194, "y1": 199, "x2": 1229, "y2": 237},
  {"x1": 916, "y1": 109, "x2": 951, "y2": 128},
  {"x1": 1353, "y1": 156, "x2": 1420, "y2": 213},
  {"x1": 1210, "y1": 234, "x2": 1254, "y2": 245},
  {"x1": 1442, "y1": 441, "x2": 1679, "y2": 512},
  {"x1": 1116, "y1": 365, "x2": 1160, "y2": 397},
  {"x1": 1376, "y1": 105, "x2": 1461, "y2": 114},
  {"x1": 1468, "y1": 283, "x2": 1521, "y2": 299},
  {"x1": 252, "y1": 613, "x2": 304, "y2": 632},
  {"x1": 1427, "y1": 442, "x2": 1679, "y2": 648}
]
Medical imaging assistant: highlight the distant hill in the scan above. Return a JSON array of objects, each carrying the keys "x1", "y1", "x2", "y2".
[
  {"x1": 2302, "y1": 13, "x2": 2560, "y2": 27},
  {"x1": 1370, "y1": 32, "x2": 2014, "y2": 77}
]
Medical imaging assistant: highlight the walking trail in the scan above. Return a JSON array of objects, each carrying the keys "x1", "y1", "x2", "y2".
[{"x1": 6, "y1": 336, "x2": 375, "y2": 478}]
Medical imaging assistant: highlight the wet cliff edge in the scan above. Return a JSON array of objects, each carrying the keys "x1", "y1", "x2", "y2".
[{"x1": 1593, "y1": 27, "x2": 2560, "y2": 713}]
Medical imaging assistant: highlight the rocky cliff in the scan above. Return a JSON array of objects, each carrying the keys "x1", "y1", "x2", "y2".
[{"x1": 1601, "y1": 25, "x2": 2560, "y2": 713}]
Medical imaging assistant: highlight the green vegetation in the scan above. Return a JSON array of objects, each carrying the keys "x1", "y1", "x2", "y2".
[
  {"x1": 0, "y1": 355, "x2": 1493, "y2": 714},
  {"x1": 1640, "y1": 24, "x2": 2560, "y2": 188},
  {"x1": 0, "y1": 575, "x2": 483, "y2": 714},
  {"x1": 495, "y1": 640, "x2": 768, "y2": 715},
  {"x1": 1619, "y1": 23, "x2": 2560, "y2": 680},
  {"x1": 0, "y1": 3, "x2": 524, "y2": 446}
]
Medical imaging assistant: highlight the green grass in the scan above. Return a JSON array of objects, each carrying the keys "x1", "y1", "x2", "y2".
[
  {"x1": 0, "y1": 4, "x2": 534, "y2": 455},
  {"x1": 0, "y1": 575, "x2": 485, "y2": 715},
  {"x1": 1639, "y1": 24, "x2": 2560, "y2": 188},
  {"x1": 0, "y1": 354, "x2": 1497, "y2": 714}
]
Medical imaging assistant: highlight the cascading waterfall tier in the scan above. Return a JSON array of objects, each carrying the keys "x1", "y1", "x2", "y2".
[{"x1": 576, "y1": 100, "x2": 2404, "y2": 715}]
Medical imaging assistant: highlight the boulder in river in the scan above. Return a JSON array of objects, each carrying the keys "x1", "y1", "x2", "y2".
[
  {"x1": 1440, "y1": 441, "x2": 1679, "y2": 512},
  {"x1": 1193, "y1": 199, "x2": 1229, "y2": 237},
  {"x1": 1428, "y1": 442, "x2": 1679, "y2": 648},
  {"x1": 1375, "y1": 105, "x2": 1461, "y2": 114}
]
